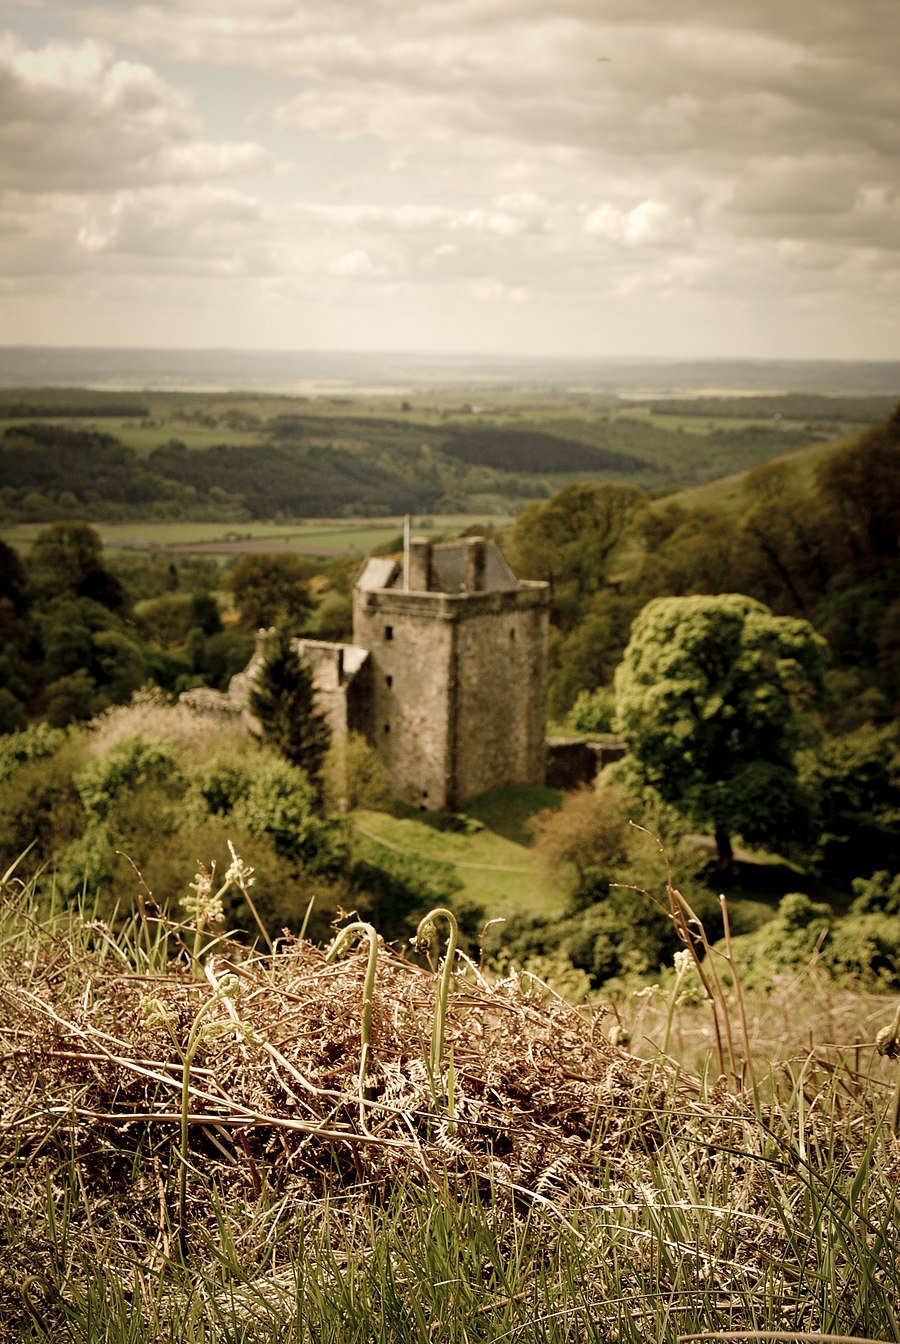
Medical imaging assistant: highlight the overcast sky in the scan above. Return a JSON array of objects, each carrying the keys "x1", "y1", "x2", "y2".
[{"x1": 2, "y1": 0, "x2": 899, "y2": 360}]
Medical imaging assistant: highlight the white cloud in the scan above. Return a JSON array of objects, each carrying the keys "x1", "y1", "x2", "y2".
[
  {"x1": 328, "y1": 248, "x2": 388, "y2": 277},
  {"x1": 0, "y1": 32, "x2": 275, "y2": 192}
]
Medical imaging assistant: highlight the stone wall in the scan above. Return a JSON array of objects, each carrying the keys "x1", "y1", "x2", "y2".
[
  {"x1": 353, "y1": 590, "x2": 456, "y2": 808},
  {"x1": 452, "y1": 589, "x2": 548, "y2": 804},
  {"x1": 353, "y1": 579, "x2": 549, "y2": 810}
]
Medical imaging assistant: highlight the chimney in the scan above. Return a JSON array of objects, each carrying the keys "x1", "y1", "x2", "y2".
[
  {"x1": 408, "y1": 537, "x2": 433, "y2": 591},
  {"x1": 464, "y1": 537, "x2": 487, "y2": 593}
]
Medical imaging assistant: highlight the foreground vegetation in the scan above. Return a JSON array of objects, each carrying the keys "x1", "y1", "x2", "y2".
[{"x1": 2, "y1": 868, "x2": 900, "y2": 1343}]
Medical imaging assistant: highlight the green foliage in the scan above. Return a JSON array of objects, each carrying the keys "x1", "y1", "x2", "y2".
[
  {"x1": 614, "y1": 594, "x2": 828, "y2": 864},
  {"x1": 29, "y1": 520, "x2": 127, "y2": 610},
  {"x1": 187, "y1": 627, "x2": 255, "y2": 691},
  {"x1": 43, "y1": 668, "x2": 101, "y2": 726},
  {"x1": 227, "y1": 553, "x2": 314, "y2": 630},
  {"x1": 0, "y1": 737, "x2": 88, "y2": 879},
  {"x1": 565, "y1": 686, "x2": 617, "y2": 735},
  {"x1": 849, "y1": 869, "x2": 900, "y2": 917},
  {"x1": 799, "y1": 724, "x2": 900, "y2": 879},
  {"x1": 323, "y1": 731, "x2": 390, "y2": 813},
  {"x1": 0, "y1": 538, "x2": 28, "y2": 614},
  {"x1": 307, "y1": 588, "x2": 353, "y2": 641},
  {"x1": 509, "y1": 482, "x2": 646, "y2": 630},
  {"x1": 0, "y1": 690, "x2": 26, "y2": 734},
  {"x1": 502, "y1": 784, "x2": 718, "y2": 990},
  {"x1": 439, "y1": 424, "x2": 649, "y2": 474},
  {"x1": 75, "y1": 735, "x2": 184, "y2": 819},
  {"x1": 134, "y1": 592, "x2": 195, "y2": 646},
  {"x1": 249, "y1": 629, "x2": 331, "y2": 786},
  {"x1": 724, "y1": 889, "x2": 900, "y2": 991},
  {"x1": 528, "y1": 783, "x2": 630, "y2": 887},
  {"x1": 188, "y1": 741, "x2": 340, "y2": 863}
]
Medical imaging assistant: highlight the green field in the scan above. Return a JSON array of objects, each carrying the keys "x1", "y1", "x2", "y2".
[{"x1": 1, "y1": 513, "x2": 516, "y2": 558}]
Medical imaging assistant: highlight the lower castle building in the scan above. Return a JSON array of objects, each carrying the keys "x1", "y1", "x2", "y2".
[{"x1": 278, "y1": 536, "x2": 550, "y2": 811}]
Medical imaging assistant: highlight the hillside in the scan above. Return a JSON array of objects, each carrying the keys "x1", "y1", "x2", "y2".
[
  {"x1": 0, "y1": 385, "x2": 890, "y2": 525},
  {"x1": 654, "y1": 427, "x2": 859, "y2": 513}
]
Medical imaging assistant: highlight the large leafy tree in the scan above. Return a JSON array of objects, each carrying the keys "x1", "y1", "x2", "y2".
[
  {"x1": 614, "y1": 594, "x2": 828, "y2": 867},
  {"x1": 29, "y1": 521, "x2": 127, "y2": 611}
]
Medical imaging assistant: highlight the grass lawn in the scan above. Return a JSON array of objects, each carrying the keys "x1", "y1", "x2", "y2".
[{"x1": 352, "y1": 784, "x2": 570, "y2": 926}]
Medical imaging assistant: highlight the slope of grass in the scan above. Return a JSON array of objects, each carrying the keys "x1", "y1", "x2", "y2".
[
  {"x1": 352, "y1": 785, "x2": 569, "y2": 921},
  {"x1": 656, "y1": 429, "x2": 857, "y2": 514}
]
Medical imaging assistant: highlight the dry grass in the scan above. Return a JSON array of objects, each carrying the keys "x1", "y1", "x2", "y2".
[{"x1": 2, "y1": 883, "x2": 900, "y2": 1342}]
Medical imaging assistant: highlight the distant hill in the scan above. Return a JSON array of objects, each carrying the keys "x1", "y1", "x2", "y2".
[
  {"x1": 0, "y1": 381, "x2": 894, "y2": 525},
  {"x1": 438, "y1": 426, "x2": 649, "y2": 475}
]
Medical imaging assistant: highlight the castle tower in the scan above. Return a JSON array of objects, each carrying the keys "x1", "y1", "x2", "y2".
[{"x1": 353, "y1": 537, "x2": 550, "y2": 810}]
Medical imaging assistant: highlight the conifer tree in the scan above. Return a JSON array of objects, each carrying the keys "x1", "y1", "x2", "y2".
[{"x1": 249, "y1": 629, "x2": 331, "y2": 790}]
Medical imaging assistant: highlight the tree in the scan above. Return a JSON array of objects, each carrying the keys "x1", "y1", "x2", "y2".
[
  {"x1": 528, "y1": 783, "x2": 630, "y2": 888},
  {"x1": 508, "y1": 483, "x2": 645, "y2": 630},
  {"x1": 29, "y1": 521, "x2": 127, "y2": 611},
  {"x1": 249, "y1": 628, "x2": 331, "y2": 788},
  {"x1": 228, "y1": 554, "x2": 314, "y2": 630},
  {"x1": 614, "y1": 594, "x2": 828, "y2": 867}
]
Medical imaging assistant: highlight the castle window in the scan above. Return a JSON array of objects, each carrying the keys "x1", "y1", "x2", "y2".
[
  {"x1": 510, "y1": 628, "x2": 516, "y2": 640},
  {"x1": 384, "y1": 625, "x2": 393, "y2": 641},
  {"x1": 386, "y1": 675, "x2": 393, "y2": 688},
  {"x1": 383, "y1": 723, "x2": 391, "y2": 734}
]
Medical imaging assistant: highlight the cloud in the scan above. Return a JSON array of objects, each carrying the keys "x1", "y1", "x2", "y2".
[
  {"x1": 0, "y1": 32, "x2": 275, "y2": 193},
  {"x1": 584, "y1": 200, "x2": 695, "y2": 249},
  {"x1": 1, "y1": 2, "x2": 897, "y2": 357}
]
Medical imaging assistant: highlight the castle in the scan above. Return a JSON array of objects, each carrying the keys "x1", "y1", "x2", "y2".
[{"x1": 276, "y1": 536, "x2": 551, "y2": 810}]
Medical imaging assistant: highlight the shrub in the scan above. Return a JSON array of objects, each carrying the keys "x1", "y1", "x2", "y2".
[
  {"x1": 323, "y1": 732, "x2": 390, "y2": 813},
  {"x1": 0, "y1": 739, "x2": 88, "y2": 880},
  {"x1": 566, "y1": 685, "x2": 617, "y2": 735},
  {"x1": 76, "y1": 736, "x2": 185, "y2": 819},
  {"x1": 0, "y1": 721, "x2": 67, "y2": 783}
]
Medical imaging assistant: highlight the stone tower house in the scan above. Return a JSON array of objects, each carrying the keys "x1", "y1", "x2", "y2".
[
  {"x1": 222, "y1": 536, "x2": 550, "y2": 812},
  {"x1": 352, "y1": 536, "x2": 549, "y2": 810}
]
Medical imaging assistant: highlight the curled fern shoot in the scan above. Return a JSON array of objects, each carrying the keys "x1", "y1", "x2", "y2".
[
  {"x1": 412, "y1": 906, "x2": 459, "y2": 1088},
  {"x1": 325, "y1": 920, "x2": 379, "y2": 1132}
]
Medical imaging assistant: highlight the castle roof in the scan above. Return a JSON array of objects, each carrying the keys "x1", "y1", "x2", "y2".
[
  {"x1": 355, "y1": 538, "x2": 519, "y2": 596},
  {"x1": 429, "y1": 541, "x2": 518, "y2": 594}
]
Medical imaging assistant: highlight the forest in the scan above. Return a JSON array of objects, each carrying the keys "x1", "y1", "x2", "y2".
[{"x1": 0, "y1": 386, "x2": 890, "y2": 523}]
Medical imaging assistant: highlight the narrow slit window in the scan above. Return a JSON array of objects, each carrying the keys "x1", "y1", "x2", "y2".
[{"x1": 384, "y1": 625, "x2": 393, "y2": 641}]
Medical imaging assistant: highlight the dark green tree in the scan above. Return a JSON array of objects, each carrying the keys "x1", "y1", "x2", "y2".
[
  {"x1": 228, "y1": 553, "x2": 313, "y2": 630},
  {"x1": 249, "y1": 629, "x2": 331, "y2": 789},
  {"x1": 29, "y1": 521, "x2": 127, "y2": 611},
  {"x1": 508, "y1": 482, "x2": 645, "y2": 630},
  {"x1": 614, "y1": 594, "x2": 828, "y2": 867}
]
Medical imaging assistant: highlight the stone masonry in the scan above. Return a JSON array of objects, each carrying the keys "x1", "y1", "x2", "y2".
[{"x1": 351, "y1": 537, "x2": 550, "y2": 810}]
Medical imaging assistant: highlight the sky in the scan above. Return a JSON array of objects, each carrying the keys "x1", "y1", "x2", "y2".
[{"x1": 2, "y1": 0, "x2": 899, "y2": 360}]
